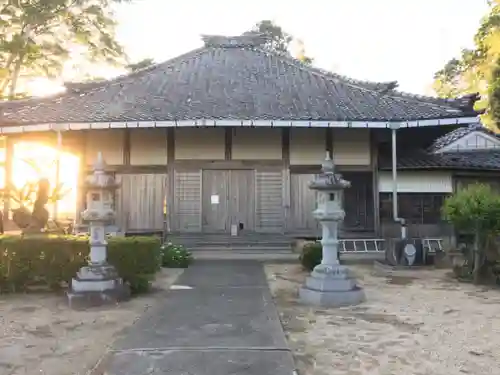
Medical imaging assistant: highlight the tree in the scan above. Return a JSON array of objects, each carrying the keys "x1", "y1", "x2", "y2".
[
  {"x1": 0, "y1": 0, "x2": 131, "y2": 99},
  {"x1": 251, "y1": 20, "x2": 314, "y2": 65},
  {"x1": 127, "y1": 58, "x2": 155, "y2": 72},
  {"x1": 442, "y1": 183, "x2": 500, "y2": 284},
  {"x1": 433, "y1": 2, "x2": 500, "y2": 128}
]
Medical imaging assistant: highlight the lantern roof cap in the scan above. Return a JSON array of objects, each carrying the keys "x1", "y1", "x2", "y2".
[{"x1": 309, "y1": 152, "x2": 350, "y2": 191}]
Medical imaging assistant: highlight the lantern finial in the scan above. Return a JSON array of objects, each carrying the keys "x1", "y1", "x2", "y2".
[{"x1": 93, "y1": 152, "x2": 106, "y2": 171}]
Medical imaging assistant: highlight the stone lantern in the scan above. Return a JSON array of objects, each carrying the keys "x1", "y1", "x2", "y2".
[
  {"x1": 299, "y1": 152, "x2": 365, "y2": 307},
  {"x1": 67, "y1": 152, "x2": 130, "y2": 309}
]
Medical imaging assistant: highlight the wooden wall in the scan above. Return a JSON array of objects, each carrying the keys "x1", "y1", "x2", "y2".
[
  {"x1": 115, "y1": 173, "x2": 167, "y2": 232},
  {"x1": 10, "y1": 127, "x2": 374, "y2": 234},
  {"x1": 288, "y1": 173, "x2": 320, "y2": 236}
]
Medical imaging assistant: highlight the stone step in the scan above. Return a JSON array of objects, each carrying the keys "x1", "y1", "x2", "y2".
[
  {"x1": 175, "y1": 242, "x2": 293, "y2": 249},
  {"x1": 191, "y1": 251, "x2": 298, "y2": 262},
  {"x1": 187, "y1": 246, "x2": 293, "y2": 253}
]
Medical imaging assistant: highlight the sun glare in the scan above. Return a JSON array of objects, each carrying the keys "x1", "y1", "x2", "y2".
[
  {"x1": 12, "y1": 142, "x2": 79, "y2": 218},
  {"x1": 26, "y1": 78, "x2": 66, "y2": 97}
]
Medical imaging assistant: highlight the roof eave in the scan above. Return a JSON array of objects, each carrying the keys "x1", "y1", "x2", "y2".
[{"x1": 0, "y1": 115, "x2": 481, "y2": 134}]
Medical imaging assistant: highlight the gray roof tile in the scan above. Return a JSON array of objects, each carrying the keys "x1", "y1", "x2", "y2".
[
  {"x1": 0, "y1": 35, "x2": 480, "y2": 126},
  {"x1": 428, "y1": 123, "x2": 498, "y2": 152},
  {"x1": 379, "y1": 149, "x2": 500, "y2": 171}
]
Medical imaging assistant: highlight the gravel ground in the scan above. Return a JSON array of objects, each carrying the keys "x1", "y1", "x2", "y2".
[
  {"x1": 0, "y1": 268, "x2": 184, "y2": 375},
  {"x1": 265, "y1": 263, "x2": 500, "y2": 375}
]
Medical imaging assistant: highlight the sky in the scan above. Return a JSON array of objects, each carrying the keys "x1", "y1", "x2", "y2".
[{"x1": 112, "y1": 0, "x2": 490, "y2": 95}]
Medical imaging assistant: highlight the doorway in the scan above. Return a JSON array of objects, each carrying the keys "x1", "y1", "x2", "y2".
[{"x1": 201, "y1": 169, "x2": 255, "y2": 233}]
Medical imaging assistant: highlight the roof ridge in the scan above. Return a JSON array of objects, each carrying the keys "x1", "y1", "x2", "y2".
[
  {"x1": 248, "y1": 41, "x2": 482, "y2": 113},
  {"x1": 251, "y1": 45, "x2": 472, "y2": 112},
  {"x1": 253, "y1": 45, "x2": 396, "y2": 91}
]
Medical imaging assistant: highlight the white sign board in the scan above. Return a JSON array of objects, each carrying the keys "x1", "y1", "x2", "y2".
[{"x1": 211, "y1": 195, "x2": 219, "y2": 204}]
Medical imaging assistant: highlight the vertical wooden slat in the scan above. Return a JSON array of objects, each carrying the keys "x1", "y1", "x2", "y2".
[
  {"x1": 289, "y1": 174, "x2": 320, "y2": 236},
  {"x1": 174, "y1": 170, "x2": 202, "y2": 232},
  {"x1": 255, "y1": 169, "x2": 284, "y2": 232},
  {"x1": 115, "y1": 173, "x2": 168, "y2": 231},
  {"x1": 229, "y1": 170, "x2": 255, "y2": 232},
  {"x1": 201, "y1": 170, "x2": 229, "y2": 232}
]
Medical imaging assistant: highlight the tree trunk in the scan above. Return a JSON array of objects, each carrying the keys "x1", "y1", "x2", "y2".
[
  {"x1": 473, "y1": 231, "x2": 483, "y2": 284},
  {"x1": 8, "y1": 53, "x2": 25, "y2": 100},
  {"x1": 0, "y1": 53, "x2": 16, "y2": 94}
]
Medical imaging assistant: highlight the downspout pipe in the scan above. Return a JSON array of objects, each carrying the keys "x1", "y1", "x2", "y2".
[{"x1": 390, "y1": 123, "x2": 407, "y2": 240}]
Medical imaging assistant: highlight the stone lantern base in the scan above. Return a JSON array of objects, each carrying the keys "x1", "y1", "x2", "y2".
[
  {"x1": 67, "y1": 264, "x2": 131, "y2": 310},
  {"x1": 299, "y1": 264, "x2": 365, "y2": 307}
]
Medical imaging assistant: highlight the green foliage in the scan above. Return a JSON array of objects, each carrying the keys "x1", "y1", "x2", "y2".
[
  {"x1": 299, "y1": 242, "x2": 322, "y2": 271},
  {"x1": 251, "y1": 20, "x2": 314, "y2": 65},
  {"x1": 127, "y1": 58, "x2": 155, "y2": 72},
  {"x1": 442, "y1": 183, "x2": 500, "y2": 234},
  {"x1": 108, "y1": 236, "x2": 162, "y2": 292},
  {"x1": 0, "y1": 235, "x2": 161, "y2": 294},
  {"x1": 490, "y1": 58, "x2": 500, "y2": 124},
  {"x1": 160, "y1": 242, "x2": 192, "y2": 268},
  {"x1": 0, "y1": 0, "x2": 130, "y2": 98},
  {"x1": 442, "y1": 183, "x2": 500, "y2": 283},
  {"x1": 432, "y1": 2, "x2": 500, "y2": 128}
]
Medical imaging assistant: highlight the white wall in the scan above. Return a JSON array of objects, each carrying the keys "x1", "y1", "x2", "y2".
[{"x1": 378, "y1": 171, "x2": 453, "y2": 193}]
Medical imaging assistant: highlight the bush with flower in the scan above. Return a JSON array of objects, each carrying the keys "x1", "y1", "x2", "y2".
[{"x1": 160, "y1": 242, "x2": 193, "y2": 268}]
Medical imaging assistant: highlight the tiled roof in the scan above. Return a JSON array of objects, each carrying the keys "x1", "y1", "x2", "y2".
[
  {"x1": 379, "y1": 149, "x2": 500, "y2": 171},
  {"x1": 0, "y1": 34, "x2": 480, "y2": 126},
  {"x1": 428, "y1": 123, "x2": 498, "y2": 152}
]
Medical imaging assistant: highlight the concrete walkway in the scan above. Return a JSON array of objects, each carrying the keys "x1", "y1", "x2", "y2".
[{"x1": 93, "y1": 261, "x2": 295, "y2": 375}]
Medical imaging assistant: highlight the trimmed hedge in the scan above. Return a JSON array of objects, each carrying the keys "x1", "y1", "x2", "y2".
[{"x1": 0, "y1": 234, "x2": 161, "y2": 294}]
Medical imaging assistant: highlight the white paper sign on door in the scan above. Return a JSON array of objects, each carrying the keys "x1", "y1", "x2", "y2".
[{"x1": 211, "y1": 194, "x2": 219, "y2": 204}]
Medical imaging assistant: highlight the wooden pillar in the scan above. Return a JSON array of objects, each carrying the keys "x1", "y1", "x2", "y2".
[
  {"x1": 3, "y1": 136, "x2": 13, "y2": 222},
  {"x1": 166, "y1": 128, "x2": 175, "y2": 234},
  {"x1": 224, "y1": 128, "x2": 232, "y2": 160},
  {"x1": 75, "y1": 131, "x2": 87, "y2": 225},
  {"x1": 123, "y1": 129, "x2": 131, "y2": 166},
  {"x1": 282, "y1": 128, "x2": 290, "y2": 232},
  {"x1": 53, "y1": 130, "x2": 63, "y2": 220},
  {"x1": 326, "y1": 128, "x2": 333, "y2": 155}
]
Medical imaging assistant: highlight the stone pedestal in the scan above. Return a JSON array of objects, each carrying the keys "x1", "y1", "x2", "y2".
[
  {"x1": 67, "y1": 264, "x2": 130, "y2": 310},
  {"x1": 300, "y1": 263, "x2": 365, "y2": 307},
  {"x1": 299, "y1": 152, "x2": 365, "y2": 307}
]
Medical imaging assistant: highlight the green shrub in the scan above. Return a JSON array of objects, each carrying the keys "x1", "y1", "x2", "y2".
[
  {"x1": 0, "y1": 234, "x2": 161, "y2": 294},
  {"x1": 300, "y1": 242, "x2": 322, "y2": 271},
  {"x1": 108, "y1": 236, "x2": 162, "y2": 293},
  {"x1": 161, "y1": 243, "x2": 192, "y2": 268}
]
